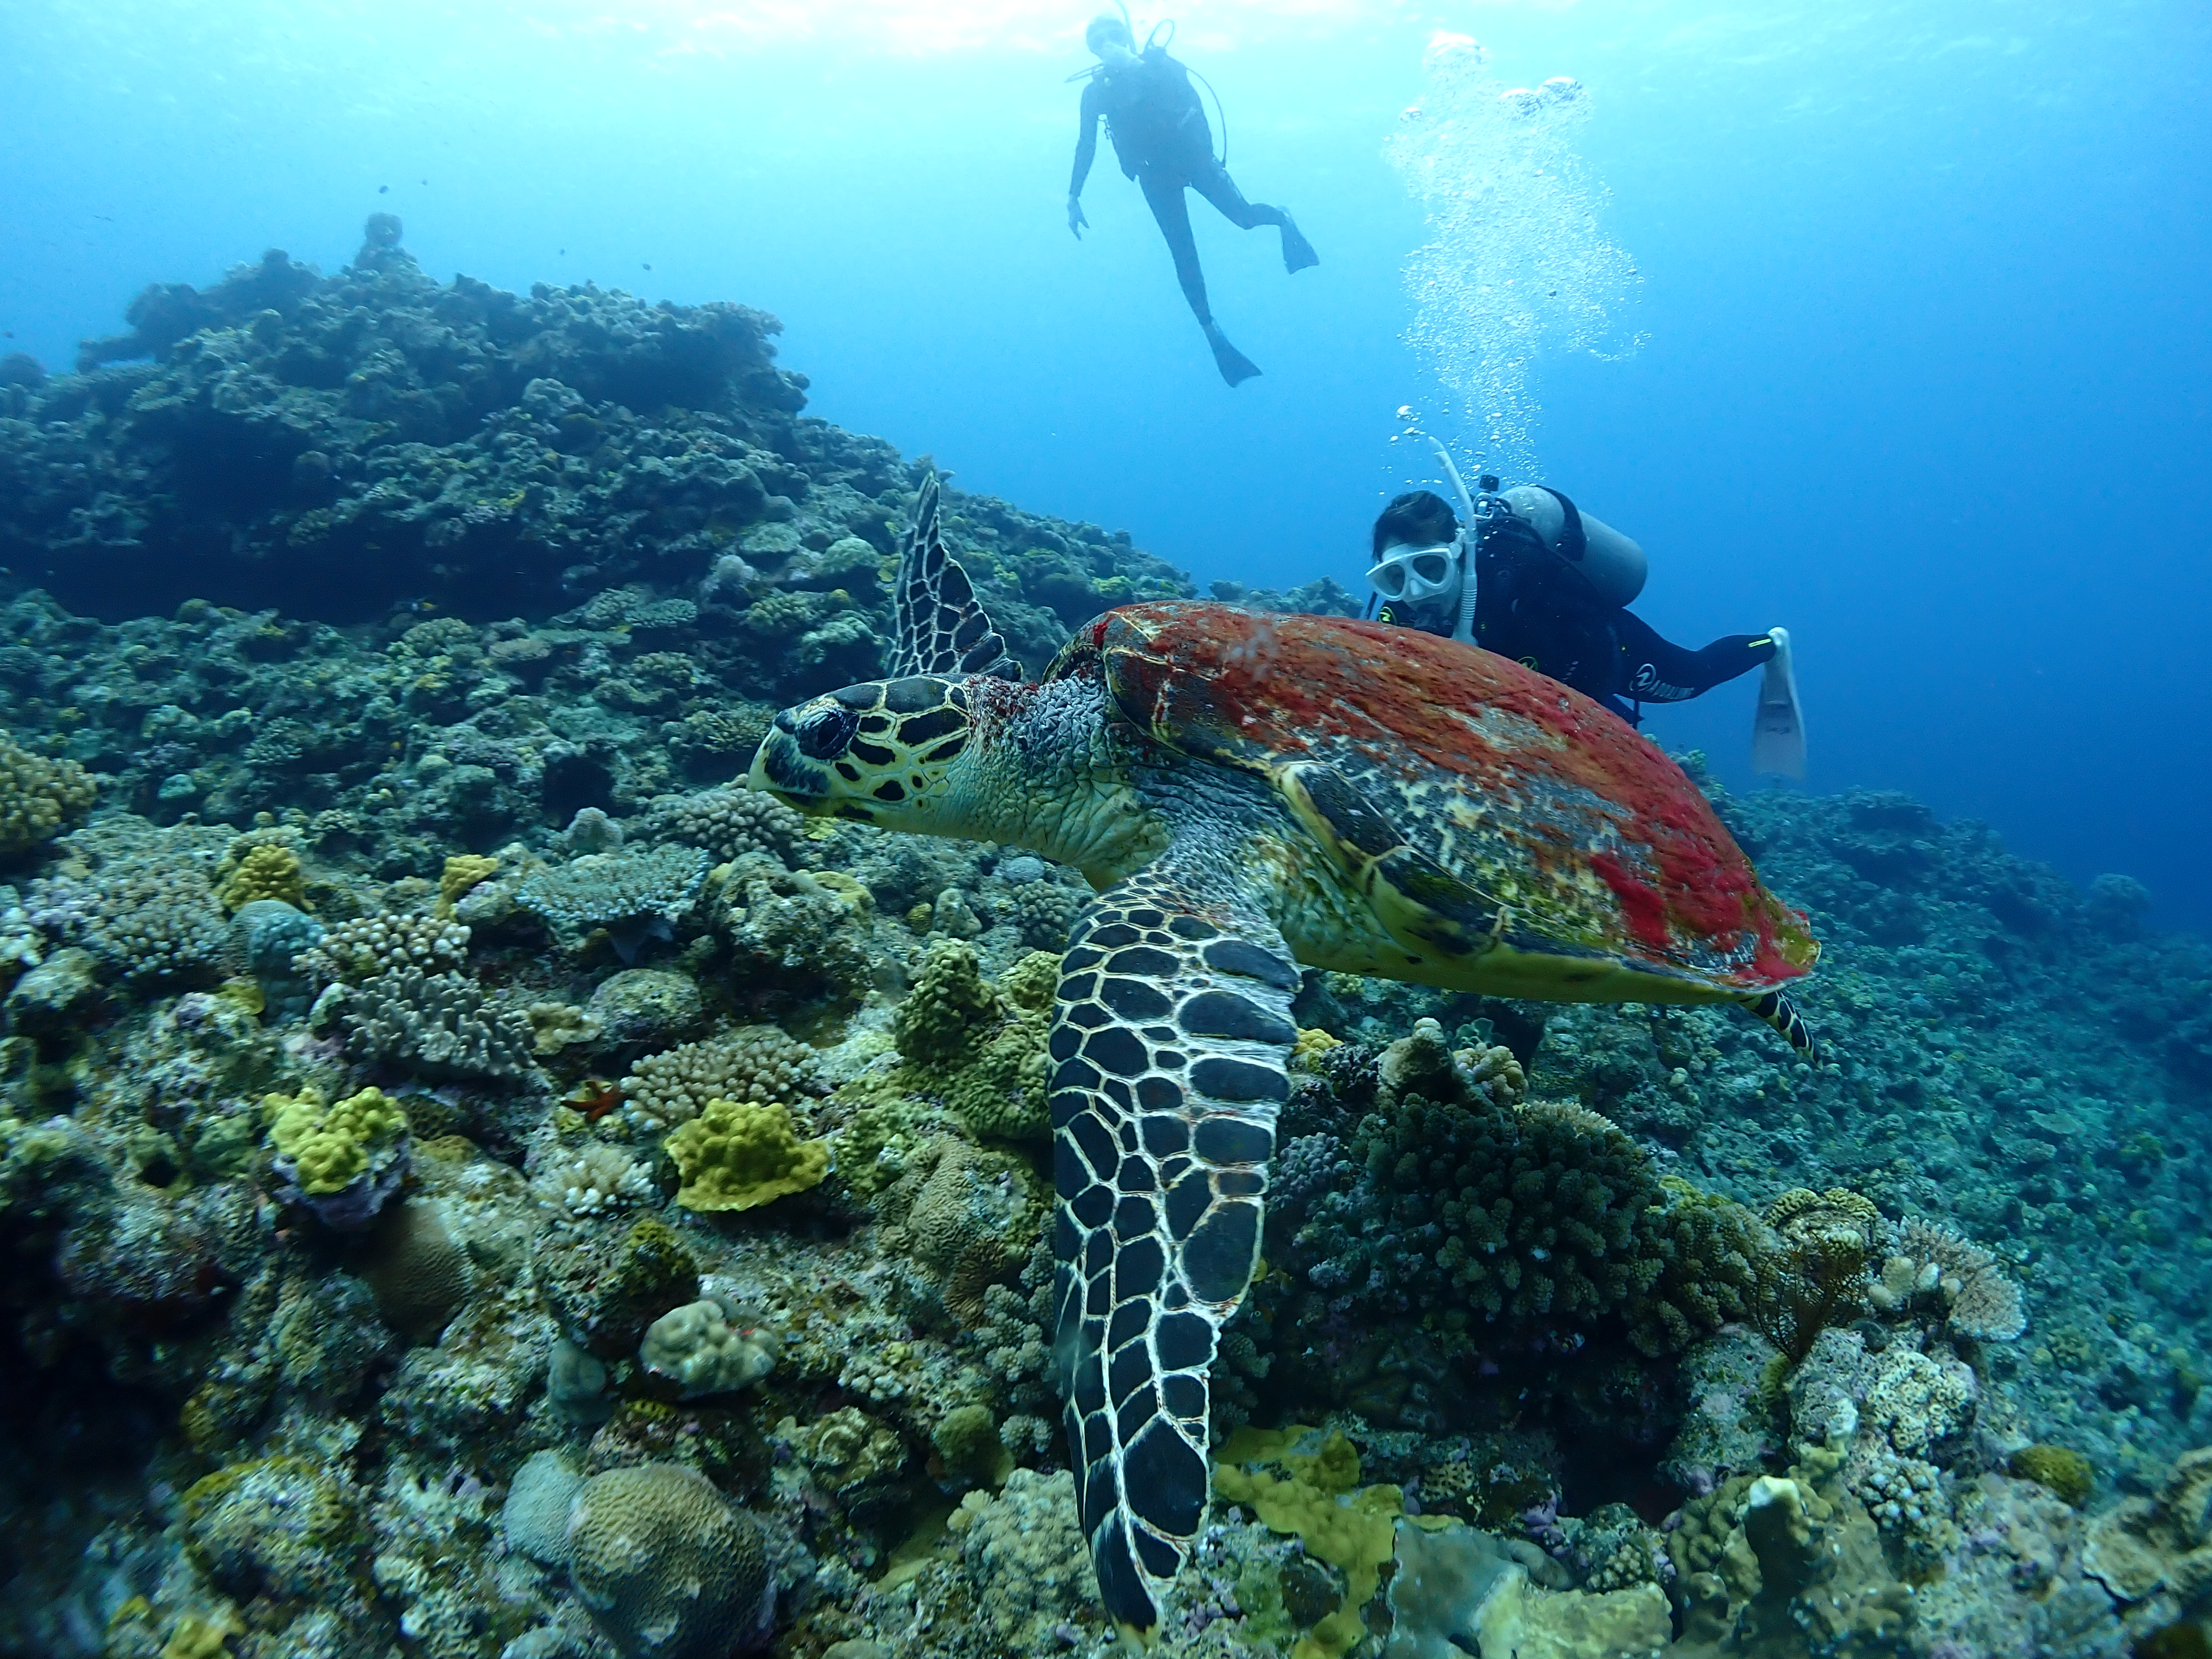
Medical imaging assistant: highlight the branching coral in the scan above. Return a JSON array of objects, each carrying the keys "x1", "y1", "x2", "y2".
[
  {"x1": 215, "y1": 843, "x2": 306, "y2": 912},
  {"x1": 295, "y1": 911, "x2": 469, "y2": 985},
  {"x1": 655, "y1": 784, "x2": 810, "y2": 863},
  {"x1": 623, "y1": 1026, "x2": 819, "y2": 1132},
  {"x1": 338, "y1": 966, "x2": 537, "y2": 1081},
  {"x1": 0, "y1": 733, "x2": 95, "y2": 856}
]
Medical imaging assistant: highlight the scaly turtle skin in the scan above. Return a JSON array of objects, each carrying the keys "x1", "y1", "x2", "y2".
[{"x1": 750, "y1": 484, "x2": 1819, "y2": 1629}]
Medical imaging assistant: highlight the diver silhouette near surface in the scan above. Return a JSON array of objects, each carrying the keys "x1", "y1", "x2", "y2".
[
  {"x1": 1067, "y1": 12, "x2": 1319, "y2": 386},
  {"x1": 1367, "y1": 467, "x2": 1807, "y2": 775}
]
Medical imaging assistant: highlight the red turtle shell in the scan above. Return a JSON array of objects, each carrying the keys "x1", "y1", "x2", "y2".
[{"x1": 1057, "y1": 602, "x2": 1815, "y2": 992}]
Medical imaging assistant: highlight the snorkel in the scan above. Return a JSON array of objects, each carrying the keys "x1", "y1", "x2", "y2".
[{"x1": 1426, "y1": 436, "x2": 1485, "y2": 644}]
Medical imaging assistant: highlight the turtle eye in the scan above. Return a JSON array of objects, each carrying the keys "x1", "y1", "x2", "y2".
[{"x1": 787, "y1": 704, "x2": 860, "y2": 760}]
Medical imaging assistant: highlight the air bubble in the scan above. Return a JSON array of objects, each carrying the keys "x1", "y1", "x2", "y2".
[{"x1": 1385, "y1": 31, "x2": 1646, "y2": 478}]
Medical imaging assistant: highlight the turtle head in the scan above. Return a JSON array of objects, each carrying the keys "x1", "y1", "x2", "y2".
[
  {"x1": 750, "y1": 674, "x2": 996, "y2": 836},
  {"x1": 752, "y1": 667, "x2": 1156, "y2": 876}
]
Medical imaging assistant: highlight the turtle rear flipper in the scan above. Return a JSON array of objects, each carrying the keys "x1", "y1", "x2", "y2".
[
  {"x1": 1050, "y1": 833, "x2": 1300, "y2": 1630},
  {"x1": 889, "y1": 472, "x2": 1019, "y2": 681},
  {"x1": 1744, "y1": 988, "x2": 1819, "y2": 1063}
]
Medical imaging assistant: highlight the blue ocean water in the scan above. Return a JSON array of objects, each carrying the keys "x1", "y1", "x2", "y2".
[{"x1": 3, "y1": 0, "x2": 2208, "y2": 930}]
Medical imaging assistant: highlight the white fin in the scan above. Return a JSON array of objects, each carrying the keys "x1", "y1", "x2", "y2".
[{"x1": 1751, "y1": 625, "x2": 1807, "y2": 779}]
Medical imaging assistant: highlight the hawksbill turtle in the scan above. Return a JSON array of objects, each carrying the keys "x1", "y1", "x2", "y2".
[{"x1": 749, "y1": 476, "x2": 1819, "y2": 1629}]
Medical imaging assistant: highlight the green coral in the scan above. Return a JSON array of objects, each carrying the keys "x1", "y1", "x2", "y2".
[
  {"x1": 891, "y1": 942, "x2": 1059, "y2": 1142},
  {"x1": 893, "y1": 938, "x2": 1001, "y2": 1067},
  {"x1": 263, "y1": 1086, "x2": 406, "y2": 1195},
  {"x1": 1214, "y1": 1426, "x2": 1404, "y2": 1659},
  {"x1": 1302, "y1": 1092, "x2": 1759, "y2": 1356},
  {"x1": 2008, "y1": 1444, "x2": 2094, "y2": 1507},
  {"x1": 664, "y1": 1098, "x2": 829, "y2": 1212}
]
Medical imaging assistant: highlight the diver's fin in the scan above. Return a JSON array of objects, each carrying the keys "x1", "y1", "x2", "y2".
[
  {"x1": 1744, "y1": 989, "x2": 1819, "y2": 1065},
  {"x1": 1750, "y1": 624, "x2": 1806, "y2": 779},
  {"x1": 888, "y1": 472, "x2": 1019, "y2": 681},
  {"x1": 1279, "y1": 214, "x2": 1319, "y2": 274},
  {"x1": 1204, "y1": 322, "x2": 1262, "y2": 387}
]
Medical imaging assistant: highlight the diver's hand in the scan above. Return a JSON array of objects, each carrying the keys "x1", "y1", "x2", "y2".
[{"x1": 1067, "y1": 195, "x2": 1089, "y2": 238}]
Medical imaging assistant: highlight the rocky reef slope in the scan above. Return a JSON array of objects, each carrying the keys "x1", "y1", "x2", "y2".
[{"x1": 0, "y1": 229, "x2": 2206, "y2": 1659}]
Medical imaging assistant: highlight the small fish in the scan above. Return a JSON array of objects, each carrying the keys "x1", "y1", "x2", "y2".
[
  {"x1": 642, "y1": 262, "x2": 652, "y2": 271},
  {"x1": 378, "y1": 184, "x2": 389, "y2": 194}
]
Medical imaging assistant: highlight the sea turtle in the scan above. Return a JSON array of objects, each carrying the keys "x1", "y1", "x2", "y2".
[{"x1": 749, "y1": 476, "x2": 1819, "y2": 1629}]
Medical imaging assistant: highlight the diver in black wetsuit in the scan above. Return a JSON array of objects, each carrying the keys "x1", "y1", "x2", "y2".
[
  {"x1": 1366, "y1": 484, "x2": 1804, "y2": 771},
  {"x1": 1067, "y1": 13, "x2": 1319, "y2": 386}
]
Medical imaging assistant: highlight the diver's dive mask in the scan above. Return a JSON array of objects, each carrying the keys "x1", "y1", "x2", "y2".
[{"x1": 1367, "y1": 539, "x2": 1463, "y2": 614}]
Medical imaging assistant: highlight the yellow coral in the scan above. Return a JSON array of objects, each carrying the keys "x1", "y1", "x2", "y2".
[
  {"x1": 2010, "y1": 1444, "x2": 2094, "y2": 1507},
  {"x1": 1215, "y1": 1427, "x2": 1403, "y2": 1659},
  {"x1": 1291, "y1": 1027, "x2": 1343, "y2": 1071},
  {"x1": 665, "y1": 1099, "x2": 829, "y2": 1212},
  {"x1": 216, "y1": 843, "x2": 306, "y2": 911},
  {"x1": 437, "y1": 853, "x2": 499, "y2": 914},
  {"x1": 0, "y1": 732, "x2": 96, "y2": 856},
  {"x1": 264, "y1": 1086, "x2": 407, "y2": 1195}
]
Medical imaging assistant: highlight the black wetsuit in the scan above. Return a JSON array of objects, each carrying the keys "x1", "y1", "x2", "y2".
[
  {"x1": 1070, "y1": 48, "x2": 1296, "y2": 331},
  {"x1": 1380, "y1": 502, "x2": 1773, "y2": 724}
]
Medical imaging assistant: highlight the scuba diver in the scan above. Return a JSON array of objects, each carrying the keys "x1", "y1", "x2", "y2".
[
  {"x1": 1067, "y1": 11, "x2": 1319, "y2": 387},
  {"x1": 1367, "y1": 444, "x2": 1807, "y2": 775}
]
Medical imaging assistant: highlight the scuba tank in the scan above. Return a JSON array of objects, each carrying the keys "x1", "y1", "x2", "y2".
[{"x1": 1494, "y1": 484, "x2": 1648, "y2": 608}]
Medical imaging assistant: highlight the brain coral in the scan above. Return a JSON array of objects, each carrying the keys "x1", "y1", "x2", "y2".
[
  {"x1": 664, "y1": 1099, "x2": 828, "y2": 1213},
  {"x1": 567, "y1": 1463, "x2": 775, "y2": 1658},
  {"x1": 0, "y1": 733, "x2": 95, "y2": 856}
]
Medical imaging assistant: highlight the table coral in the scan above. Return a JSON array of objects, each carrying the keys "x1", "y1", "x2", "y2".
[
  {"x1": 665, "y1": 1098, "x2": 828, "y2": 1212},
  {"x1": 518, "y1": 844, "x2": 708, "y2": 961}
]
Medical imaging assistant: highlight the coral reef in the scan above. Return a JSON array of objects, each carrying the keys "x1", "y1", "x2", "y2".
[{"x1": 0, "y1": 227, "x2": 2206, "y2": 1659}]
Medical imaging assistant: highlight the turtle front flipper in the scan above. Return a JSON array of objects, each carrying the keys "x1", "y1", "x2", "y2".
[
  {"x1": 1050, "y1": 840, "x2": 1301, "y2": 1630},
  {"x1": 888, "y1": 472, "x2": 1019, "y2": 681}
]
